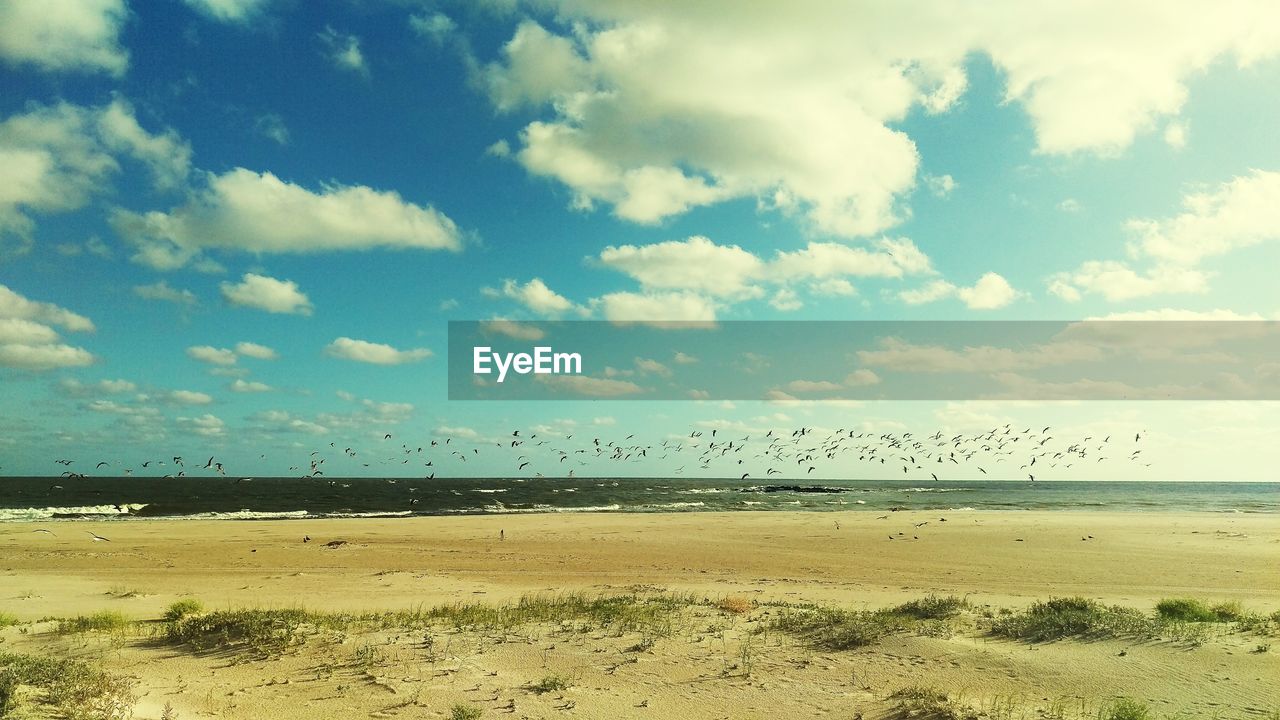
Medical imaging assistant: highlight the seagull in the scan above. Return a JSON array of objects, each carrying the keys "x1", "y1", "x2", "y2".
[
  {"x1": 87, "y1": 531, "x2": 110, "y2": 542},
  {"x1": 33, "y1": 528, "x2": 55, "y2": 536}
]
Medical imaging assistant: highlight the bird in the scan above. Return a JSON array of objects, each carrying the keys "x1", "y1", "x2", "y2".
[
  {"x1": 33, "y1": 528, "x2": 55, "y2": 536},
  {"x1": 87, "y1": 531, "x2": 110, "y2": 542}
]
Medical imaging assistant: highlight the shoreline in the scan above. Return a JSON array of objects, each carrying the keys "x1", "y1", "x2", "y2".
[{"x1": 3, "y1": 509, "x2": 1277, "y2": 619}]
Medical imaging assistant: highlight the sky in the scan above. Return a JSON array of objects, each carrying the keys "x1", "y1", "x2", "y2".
[{"x1": 2, "y1": 0, "x2": 1280, "y2": 480}]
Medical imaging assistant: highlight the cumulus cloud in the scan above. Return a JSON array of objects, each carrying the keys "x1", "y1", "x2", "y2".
[
  {"x1": 0, "y1": 0, "x2": 128, "y2": 75},
  {"x1": 134, "y1": 281, "x2": 197, "y2": 305},
  {"x1": 899, "y1": 272, "x2": 1019, "y2": 309},
  {"x1": 166, "y1": 389, "x2": 214, "y2": 405},
  {"x1": 319, "y1": 26, "x2": 366, "y2": 74},
  {"x1": 325, "y1": 337, "x2": 432, "y2": 365},
  {"x1": 229, "y1": 378, "x2": 272, "y2": 393},
  {"x1": 111, "y1": 168, "x2": 461, "y2": 269},
  {"x1": 186, "y1": 345, "x2": 237, "y2": 365},
  {"x1": 924, "y1": 174, "x2": 956, "y2": 198},
  {"x1": 857, "y1": 337, "x2": 1104, "y2": 373},
  {"x1": 595, "y1": 291, "x2": 718, "y2": 325},
  {"x1": 479, "y1": 3, "x2": 1280, "y2": 235},
  {"x1": 177, "y1": 413, "x2": 225, "y2": 437},
  {"x1": 183, "y1": 0, "x2": 272, "y2": 23},
  {"x1": 0, "y1": 285, "x2": 95, "y2": 370},
  {"x1": 486, "y1": 277, "x2": 581, "y2": 316},
  {"x1": 1051, "y1": 171, "x2": 1280, "y2": 302},
  {"x1": 234, "y1": 341, "x2": 277, "y2": 360},
  {"x1": 1, "y1": 100, "x2": 190, "y2": 248},
  {"x1": 58, "y1": 377, "x2": 136, "y2": 396},
  {"x1": 220, "y1": 273, "x2": 313, "y2": 315},
  {"x1": 536, "y1": 373, "x2": 644, "y2": 397},
  {"x1": 480, "y1": 319, "x2": 546, "y2": 341}
]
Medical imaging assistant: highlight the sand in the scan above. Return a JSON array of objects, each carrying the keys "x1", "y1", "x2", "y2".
[{"x1": 2, "y1": 510, "x2": 1278, "y2": 719}]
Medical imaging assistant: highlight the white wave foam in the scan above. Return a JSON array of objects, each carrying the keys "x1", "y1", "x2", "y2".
[{"x1": 0, "y1": 503, "x2": 148, "y2": 521}]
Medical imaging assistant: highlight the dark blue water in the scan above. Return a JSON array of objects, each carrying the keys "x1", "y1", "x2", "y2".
[{"x1": 0, "y1": 477, "x2": 1275, "y2": 521}]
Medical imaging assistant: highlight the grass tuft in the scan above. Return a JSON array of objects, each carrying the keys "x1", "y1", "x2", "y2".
[
  {"x1": 57, "y1": 610, "x2": 130, "y2": 635},
  {"x1": 0, "y1": 652, "x2": 134, "y2": 720},
  {"x1": 889, "y1": 685, "x2": 980, "y2": 719},
  {"x1": 450, "y1": 703, "x2": 483, "y2": 720},
  {"x1": 1097, "y1": 698, "x2": 1151, "y2": 720},
  {"x1": 1154, "y1": 598, "x2": 1240, "y2": 623},
  {"x1": 530, "y1": 674, "x2": 572, "y2": 694},
  {"x1": 990, "y1": 597, "x2": 1155, "y2": 642},
  {"x1": 716, "y1": 595, "x2": 754, "y2": 615},
  {"x1": 895, "y1": 595, "x2": 970, "y2": 620},
  {"x1": 0, "y1": 612, "x2": 19, "y2": 628},
  {"x1": 163, "y1": 598, "x2": 205, "y2": 622}
]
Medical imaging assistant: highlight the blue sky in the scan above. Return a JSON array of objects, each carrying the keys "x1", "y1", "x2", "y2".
[{"x1": 2, "y1": 0, "x2": 1280, "y2": 479}]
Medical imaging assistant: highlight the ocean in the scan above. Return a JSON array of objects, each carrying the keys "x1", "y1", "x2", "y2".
[{"x1": 0, "y1": 477, "x2": 1275, "y2": 521}]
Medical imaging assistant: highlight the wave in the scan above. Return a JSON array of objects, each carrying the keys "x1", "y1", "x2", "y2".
[{"x1": 0, "y1": 503, "x2": 148, "y2": 521}]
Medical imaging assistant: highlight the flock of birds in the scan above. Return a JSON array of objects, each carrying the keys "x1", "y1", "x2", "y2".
[
  {"x1": 34, "y1": 424, "x2": 1151, "y2": 544},
  {"x1": 48, "y1": 423, "x2": 1148, "y2": 483}
]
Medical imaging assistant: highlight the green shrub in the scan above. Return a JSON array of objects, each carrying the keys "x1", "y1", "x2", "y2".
[
  {"x1": 0, "y1": 612, "x2": 19, "y2": 628},
  {"x1": 990, "y1": 597, "x2": 1155, "y2": 642},
  {"x1": 1098, "y1": 698, "x2": 1151, "y2": 720},
  {"x1": 895, "y1": 595, "x2": 970, "y2": 620},
  {"x1": 450, "y1": 703, "x2": 483, "y2": 720},
  {"x1": 0, "y1": 652, "x2": 134, "y2": 720},
  {"x1": 163, "y1": 598, "x2": 205, "y2": 622},
  {"x1": 530, "y1": 674, "x2": 571, "y2": 694},
  {"x1": 57, "y1": 610, "x2": 130, "y2": 634}
]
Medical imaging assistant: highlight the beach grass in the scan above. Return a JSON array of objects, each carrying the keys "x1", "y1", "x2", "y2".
[
  {"x1": 1097, "y1": 698, "x2": 1151, "y2": 720},
  {"x1": 1155, "y1": 598, "x2": 1242, "y2": 623},
  {"x1": 450, "y1": 703, "x2": 484, "y2": 720},
  {"x1": 163, "y1": 597, "x2": 205, "y2": 622},
  {"x1": 0, "y1": 612, "x2": 18, "y2": 628},
  {"x1": 888, "y1": 685, "x2": 980, "y2": 719},
  {"x1": 989, "y1": 597, "x2": 1156, "y2": 642},
  {"x1": 57, "y1": 610, "x2": 130, "y2": 635},
  {"x1": 0, "y1": 652, "x2": 134, "y2": 720}
]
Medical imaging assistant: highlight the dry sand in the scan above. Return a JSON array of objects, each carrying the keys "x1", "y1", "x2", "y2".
[{"x1": 2, "y1": 510, "x2": 1278, "y2": 719}]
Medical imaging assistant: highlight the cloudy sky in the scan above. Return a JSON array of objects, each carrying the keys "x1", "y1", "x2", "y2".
[{"x1": 3, "y1": 0, "x2": 1279, "y2": 479}]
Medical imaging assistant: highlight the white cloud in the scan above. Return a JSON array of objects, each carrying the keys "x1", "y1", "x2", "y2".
[
  {"x1": 536, "y1": 374, "x2": 644, "y2": 397},
  {"x1": 111, "y1": 168, "x2": 461, "y2": 269},
  {"x1": 481, "y1": 3, "x2": 1280, "y2": 234},
  {"x1": 1051, "y1": 171, "x2": 1280, "y2": 302},
  {"x1": 230, "y1": 378, "x2": 272, "y2": 393},
  {"x1": 1058, "y1": 198, "x2": 1082, "y2": 213},
  {"x1": 1128, "y1": 170, "x2": 1280, "y2": 267},
  {"x1": 319, "y1": 26, "x2": 367, "y2": 74},
  {"x1": 634, "y1": 357, "x2": 671, "y2": 376},
  {"x1": 810, "y1": 278, "x2": 857, "y2": 297},
  {"x1": 898, "y1": 272, "x2": 1019, "y2": 309},
  {"x1": 134, "y1": 281, "x2": 197, "y2": 305},
  {"x1": 234, "y1": 341, "x2": 278, "y2": 360},
  {"x1": 595, "y1": 291, "x2": 717, "y2": 325},
  {"x1": 0, "y1": 343, "x2": 94, "y2": 370},
  {"x1": 59, "y1": 377, "x2": 136, "y2": 396},
  {"x1": 1048, "y1": 261, "x2": 1209, "y2": 302},
  {"x1": 784, "y1": 379, "x2": 843, "y2": 393},
  {"x1": 598, "y1": 236, "x2": 763, "y2": 299},
  {"x1": 480, "y1": 318, "x2": 546, "y2": 341},
  {"x1": 186, "y1": 345, "x2": 237, "y2": 365},
  {"x1": 0, "y1": 285, "x2": 94, "y2": 370},
  {"x1": 925, "y1": 173, "x2": 956, "y2": 198},
  {"x1": 899, "y1": 279, "x2": 957, "y2": 306},
  {"x1": 844, "y1": 369, "x2": 881, "y2": 386},
  {"x1": 1, "y1": 100, "x2": 189, "y2": 248},
  {"x1": 254, "y1": 114, "x2": 290, "y2": 145},
  {"x1": 0, "y1": 0, "x2": 128, "y2": 75},
  {"x1": 410, "y1": 12, "x2": 456, "y2": 43},
  {"x1": 673, "y1": 351, "x2": 698, "y2": 364},
  {"x1": 956, "y1": 272, "x2": 1019, "y2": 310},
  {"x1": 1163, "y1": 120, "x2": 1189, "y2": 149},
  {"x1": 183, "y1": 0, "x2": 272, "y2": 23},
  {"x1": 769, "y1": 288, "x2": 802, "y2": 311},
  {"x1": 489, "y1": 277, "x2": 580, "y2": 315},
  {"x1": 857, "y1": 337, "x2": 1104, "y2": 373},
  {"x1": 325, "y1": 337, "x2": 432, "y2": 365},
  {"x1": 220, "y1": 273, "x2": 312, "y2": 315},
  {"x1": 177, "y1": 413, "x2": 225, "y2": 437},
  {"x1": 166, "y1": 390, "x2": 213, "y2": 405}
]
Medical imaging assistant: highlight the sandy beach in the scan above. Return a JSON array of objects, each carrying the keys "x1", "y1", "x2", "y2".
[{"x1": 2, "y1": 510, "x2": 1278, "y2": 719}]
